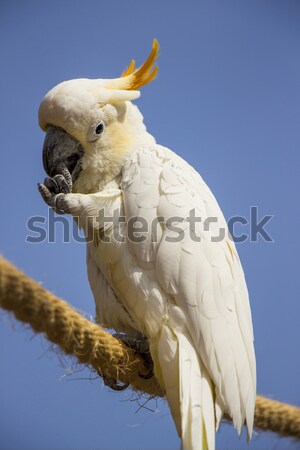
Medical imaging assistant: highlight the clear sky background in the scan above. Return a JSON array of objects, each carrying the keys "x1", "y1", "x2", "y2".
[{"x1": 0, "y1": 1, "x2": 299, "y2": 449}]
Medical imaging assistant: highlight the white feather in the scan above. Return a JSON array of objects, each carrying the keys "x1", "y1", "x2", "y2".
[
  {"x1": 64, "y1": 143, "x2": 256, "y2": 450},
  {"x1": 121, "y1": 145, "x2": 256, "y2": 444}
]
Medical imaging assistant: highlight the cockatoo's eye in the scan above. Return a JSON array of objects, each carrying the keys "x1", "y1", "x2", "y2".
[
  {"x1": 95, "y1": 122, "x2": 104, "y2": 134},
  {"x1": 87, "y1": 121, "x2": 105, "y2": 142}
]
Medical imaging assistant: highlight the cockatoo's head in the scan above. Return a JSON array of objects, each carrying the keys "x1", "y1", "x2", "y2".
[{"x1": 38, "y1": 40, "x2": 159, "y2": 193}]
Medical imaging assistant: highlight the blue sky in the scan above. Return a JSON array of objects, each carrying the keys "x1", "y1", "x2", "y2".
[{"x1": 0, "y1": 1, "x2": 300, "y2": 449}]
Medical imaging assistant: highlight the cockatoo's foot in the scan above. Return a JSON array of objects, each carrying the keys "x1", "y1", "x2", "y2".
[
  {"x1": 100, "y1": 335, "x2": 153, "y2": 391},
  {"x1": 115, "y1": 333, "x2": 154, "y2": 380},
  {"x1": 38, "y1": 165, "x2": 73, "y2": 214}
]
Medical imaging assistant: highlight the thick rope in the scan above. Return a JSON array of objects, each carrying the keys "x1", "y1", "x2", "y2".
[{"x1": 0, "y1": 256, "x2": 299, "y2": 439}]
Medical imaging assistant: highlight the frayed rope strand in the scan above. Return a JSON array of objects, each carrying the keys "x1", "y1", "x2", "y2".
[{"x1": 0, "y1": 256, "x2": 299, "y2": 439}]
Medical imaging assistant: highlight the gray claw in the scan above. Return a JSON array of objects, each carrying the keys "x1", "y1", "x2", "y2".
[
  {"x1": 44, "y1": 177, "x2": 59, "y2": 194},
  {"x1": 115, "y1": 333, "x2": 154, "y2": 380},
  {"x1": 102, "y1": 375, "x2": 129, "y2": 391},
  {"x1": 38, "y1": 182, "x2": 53, "y2": 203},
  {"x1": 55, "y1": 163, "x2": 73, "y2": 192},
  {"x1": 54, "y1": 194, "x2": 68, "y2": 214},
  {"x1": 38, "y1": 183, "x2": 67, "y2": 215},
  {"x1": 53, "y1": 174, "x2": 71, "y2": 194}
]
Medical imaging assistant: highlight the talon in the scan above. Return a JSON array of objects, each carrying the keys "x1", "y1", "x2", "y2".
[
  {"x1": 139, "y1": 369, "x2": 154, "y2": 380},
  {"x1": 38, "y1": 183, "x2": 68, "y2": 215},
  {"x1": 38, "y1": 182, "x2": 53, "y2": 203},
  {"x1": 44, "y1": 177, "x2": 59, "y2": 194},
  {"x1": 54, "y1": 193, "x2": 68, "y2": 215},
  {"x1": 138, "y1": 352, "x2": 154, "y2": 379},
  {"x1": 102, "y1": 375, "x2": 129, "y2": 391},
  {"x1": 115, "y1": 333, "x2": 154, "y2": 380},
  {"x1": 55, "y1": 163, "x2": 73, "y2": 192},
  {"x1": 53, "y1": 174, "x2": 71, "y2": 194}
]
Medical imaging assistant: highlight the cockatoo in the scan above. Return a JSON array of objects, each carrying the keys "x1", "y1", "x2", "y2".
[{"x1": 38, "y1": 40, "x2": 256, "y2": 450}]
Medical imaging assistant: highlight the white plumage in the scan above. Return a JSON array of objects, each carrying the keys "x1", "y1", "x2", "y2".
[{"x1": 38, "y1": 40, "x2": 256, "y2": 450}]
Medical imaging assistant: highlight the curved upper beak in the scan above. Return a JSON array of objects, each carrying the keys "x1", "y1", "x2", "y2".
[{"x1": 42, "y1": 125, "x2": 84, "y2": 183}]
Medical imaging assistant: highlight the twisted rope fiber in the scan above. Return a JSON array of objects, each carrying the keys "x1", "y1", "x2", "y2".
[{"x1": 0, "y1": 257, "x2": 299, "y2": 439}]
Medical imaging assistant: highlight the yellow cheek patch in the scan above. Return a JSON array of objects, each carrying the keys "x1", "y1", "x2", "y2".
[{"x1": 106, "y1": 122, "x2": 134, "y2": 156}]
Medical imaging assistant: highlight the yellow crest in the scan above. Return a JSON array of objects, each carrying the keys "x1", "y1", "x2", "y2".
[{"x1": 105, "y1": 39, "x2": 159, "y2": 92}]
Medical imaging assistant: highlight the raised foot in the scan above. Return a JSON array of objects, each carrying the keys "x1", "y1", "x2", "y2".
[{"x1": 38, "y1": 165, "x2": 73, "y2": 214}]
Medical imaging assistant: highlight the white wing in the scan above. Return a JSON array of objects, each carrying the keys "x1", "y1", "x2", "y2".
[{"x1": 122, "y1": 145, "x2": 256, "y2": 436}]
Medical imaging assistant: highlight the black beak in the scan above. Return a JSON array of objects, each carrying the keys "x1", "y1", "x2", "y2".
[{"x1": 42, "y1": 125, "x2": 84, "y2": 183}]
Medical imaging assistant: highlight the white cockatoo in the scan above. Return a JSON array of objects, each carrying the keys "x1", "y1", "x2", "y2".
[{"x1": 38, "y1": 40, "x2": 256, "y2": 450}]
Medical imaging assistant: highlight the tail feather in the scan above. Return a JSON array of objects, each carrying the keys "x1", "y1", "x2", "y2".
[{"x1": 156, "y1": 325, "x2": 216, "y2": 450}]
